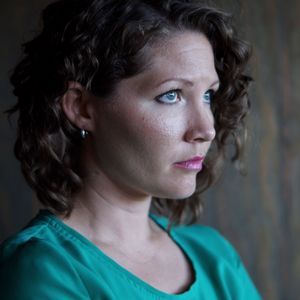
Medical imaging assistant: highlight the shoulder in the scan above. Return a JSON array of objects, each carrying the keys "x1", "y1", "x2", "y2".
[
  {"x1": 0, "y1": 215, "x2": 68, "y2": 268},
  {"x1": 151, "y1": 214, "x2": 263, "y2": 298},
  {"x1": 0, "y1": 209, "x2": 83, "y2": 268},
  {"x1": 172, "y1": 222, "x2": 263, "y2": 300},
  {"x1": 0, "y1": 219, "x2": 88, "y2": 299},
  {"x1": 1, "y1": 234, "x2": 69, "y2": 270}
]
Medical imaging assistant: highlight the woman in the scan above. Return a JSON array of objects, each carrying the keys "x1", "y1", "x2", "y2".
[{"x1": 0, "y1": 0, "x2": 262, "y2": 299}]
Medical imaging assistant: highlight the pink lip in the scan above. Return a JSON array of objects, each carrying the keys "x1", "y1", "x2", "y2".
[{"x1": 174, "y1": 156, "x2": 204, "y2": 171}]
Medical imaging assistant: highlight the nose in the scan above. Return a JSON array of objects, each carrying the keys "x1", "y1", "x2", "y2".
[{"x1": 184, "y1": 106, "x2": 216, "y2": 143}]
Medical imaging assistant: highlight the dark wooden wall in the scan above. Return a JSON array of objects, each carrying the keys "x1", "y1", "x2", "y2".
[{"x1": 0, "y1": 1, "x2": 299, "y2": 299}]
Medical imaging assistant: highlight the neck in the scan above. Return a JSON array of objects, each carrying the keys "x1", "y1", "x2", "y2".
[{"x1": 61, "y1": 180, "x2": 161, "y2": 250}]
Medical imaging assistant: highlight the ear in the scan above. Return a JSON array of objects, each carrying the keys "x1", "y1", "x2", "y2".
[{"x1": 61, "y1": 82, "x2": 94, "y2": 132}]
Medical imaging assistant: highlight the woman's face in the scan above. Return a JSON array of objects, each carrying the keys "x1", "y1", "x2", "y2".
[{"x1": 87, "y1": 31, "x2": 219, "y2": 200}]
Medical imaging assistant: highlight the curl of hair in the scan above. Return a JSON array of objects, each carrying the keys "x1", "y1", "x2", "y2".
[{"x1": 6, "y1": 0, "x2": 252, "y2": 228}]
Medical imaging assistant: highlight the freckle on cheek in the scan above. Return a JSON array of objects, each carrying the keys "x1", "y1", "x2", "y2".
[{"x1": 140, "y1": 117, "x2": 179, "y2": 144}]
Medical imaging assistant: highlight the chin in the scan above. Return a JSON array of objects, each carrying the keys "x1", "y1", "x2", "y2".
[
  {"x1": 155, "y1": 182, "x2": 197, "y2": 200},
  {"x1": 173, "y1": 189, "x2": 196, "y2": 199}
]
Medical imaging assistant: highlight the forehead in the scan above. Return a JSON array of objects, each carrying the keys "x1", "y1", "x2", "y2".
[
  {"x1": 129, "y1": 31, "x2": 218, "y2": 88},
  {"x1": 151, "y1": 31, "x2": 214, "y2": 62}
]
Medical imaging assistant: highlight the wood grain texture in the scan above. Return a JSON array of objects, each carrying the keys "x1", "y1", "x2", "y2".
[
  {"x1": 0, "y1": 1, "x2": 299, "y2": 299},
  {"x1": 203, "y1": 1, "x2": 300, "y2": 299}
]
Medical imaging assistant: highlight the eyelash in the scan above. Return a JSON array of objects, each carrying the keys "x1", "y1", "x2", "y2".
[{"x1": 155, "y1": 89, "x2": 216, "y2": 105}]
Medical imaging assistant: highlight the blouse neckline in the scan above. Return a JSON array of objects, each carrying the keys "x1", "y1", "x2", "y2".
[{"x1": 37, "y1": 209, "x2": 199, "y2": 299}]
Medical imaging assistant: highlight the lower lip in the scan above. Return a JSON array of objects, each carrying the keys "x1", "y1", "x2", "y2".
[{"x1": 174, "y1": 160, "x2": 203, "y2": 171}]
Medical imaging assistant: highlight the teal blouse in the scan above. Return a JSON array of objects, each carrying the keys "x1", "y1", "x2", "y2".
[{"x1": 0, "y1": 210, "x2": 262, "y2": 299}]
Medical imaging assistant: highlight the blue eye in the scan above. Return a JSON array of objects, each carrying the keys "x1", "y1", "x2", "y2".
[
  {"x1": 156, "y1": 90, "x2": 180, "y2": 104},
  {"x1": 203, "y1": 90, "x2": 215, "y2": 104}
]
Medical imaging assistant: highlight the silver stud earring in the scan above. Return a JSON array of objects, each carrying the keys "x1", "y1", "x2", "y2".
[{"x1": 80, "y1": 129, "x2": 88, "y2": 139}]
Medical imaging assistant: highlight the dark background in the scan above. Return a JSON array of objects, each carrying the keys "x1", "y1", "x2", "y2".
[{"x1": 1, "y1": 1, "x2": 299, "y2": 299}]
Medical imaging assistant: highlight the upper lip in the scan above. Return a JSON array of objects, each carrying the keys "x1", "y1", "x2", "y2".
[{"x1": 175, "y1": 156, "x2": 204, "y2": 164}]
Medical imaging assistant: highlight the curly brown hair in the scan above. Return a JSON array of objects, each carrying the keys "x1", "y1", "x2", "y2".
[{"x1": 6, "y1": 0, "x2": 252, "y2": 228}]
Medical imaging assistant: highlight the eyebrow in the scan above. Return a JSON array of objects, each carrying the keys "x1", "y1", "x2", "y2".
[{"x1": 155, "y1": 78, "x2": 220, "y2": 88}]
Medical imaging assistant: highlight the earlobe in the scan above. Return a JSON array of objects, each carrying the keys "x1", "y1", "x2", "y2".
[{"x1": 61, "y1": 81, "x2": 93, "y2": 131}]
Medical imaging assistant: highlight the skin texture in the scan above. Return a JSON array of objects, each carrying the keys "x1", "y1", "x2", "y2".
[{"x1": 61, "y1": 31, "x2": 219, "y2": 293}]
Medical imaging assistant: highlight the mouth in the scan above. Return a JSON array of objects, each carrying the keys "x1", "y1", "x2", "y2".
[{"x1": 174, "y1": 156, "x2": 205, "y2": 171}]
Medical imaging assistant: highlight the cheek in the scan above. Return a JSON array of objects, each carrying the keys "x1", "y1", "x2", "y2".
[
  {"x1": 94, "y1": 100, "x2": 186, "y2": 168},
  {"x1": 132, "y1": 111, "x2": 185, "y2": 154}
]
